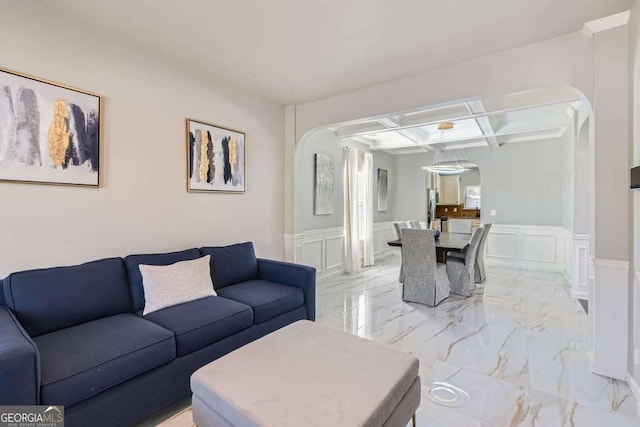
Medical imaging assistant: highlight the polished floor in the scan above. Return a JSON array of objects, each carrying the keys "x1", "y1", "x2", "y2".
[
  {"x1": 156, "y1": 253, "x2": 640, "y2": 426},
  {"x1": 315, "y1": 254, "x2": 639, "y2": 426}
]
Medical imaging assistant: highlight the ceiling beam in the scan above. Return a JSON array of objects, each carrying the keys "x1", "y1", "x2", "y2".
[
  {"x1": 501, "y1": 126, "x2": 568, "y2": 144},
  {"x1": 583, "y1": 10, "x2": 630, "y2": 36},
  {"x1": 397, "y1": 104, "x2": 469, "y2": 127},
  {"x1": 376, "y1": 118, "x2": 435, "y2": 152},
  {"x1": 336, "y1": 98, "x2": 580, "y2": 138},
  {"x1": 336, "y1": 121, "x2": 387, "y2": 137},
  {"x1": 368, "y1": 124, "x2": 568, "y2": 151},
  {"x1": 466, "y1": 100, "x2": 500, "y2": 149}
]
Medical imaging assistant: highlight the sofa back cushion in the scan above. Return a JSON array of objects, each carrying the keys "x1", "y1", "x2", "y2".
[
  {"x1": 124, "y1": 248, "x2": 201, "y2": 313},
  {"x1": 199, "y1": 242, "x2": 259, "y2": 289},
  {"x1": 3, "y1": 258, "x2": 132, "y2": 337}
]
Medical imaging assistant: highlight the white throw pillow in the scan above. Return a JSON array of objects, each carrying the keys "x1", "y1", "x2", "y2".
[{"x1": 139, "y1": 255, "x2": 216, "y2": 315}]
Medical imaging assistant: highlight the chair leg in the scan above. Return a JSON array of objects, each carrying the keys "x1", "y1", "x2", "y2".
[{"x1": 412, "y1": 413, "x2": 417, "y2": 427}]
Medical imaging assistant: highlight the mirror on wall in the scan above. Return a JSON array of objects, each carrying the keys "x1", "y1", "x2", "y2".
[
  {"x1": 464, "y1": 185, "x2": 481, "y2": 209},
  {"x1": 428, "y1": 167, "x2": 480, "y2": 207}
]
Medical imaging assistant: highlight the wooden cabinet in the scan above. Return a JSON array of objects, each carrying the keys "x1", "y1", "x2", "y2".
[{"x1": 440, "y1": 176, "x2": 460, "y2": 205}]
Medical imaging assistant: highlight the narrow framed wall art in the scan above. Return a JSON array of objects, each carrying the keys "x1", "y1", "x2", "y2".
[
  {"x1": 377, "y1": 168, "x2": 388, "y2": 211},
  {"x1": 0, "y1": 67, "x2": 102, "y2": 187},
  {"x1": 186, "y1": 119, "x2": 246, "y2": 193},
  {"x1": 314, "y1": 153, "x2": 334, "y2": 215}
]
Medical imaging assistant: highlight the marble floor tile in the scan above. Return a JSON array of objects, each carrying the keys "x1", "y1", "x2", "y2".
[
  {"x1": 519, "y1": 389, "x2": 640, "y2": 427},
  {"x1": 418, "y1": 358, "x2": 529, "y2": 426},
  {"x1": 157, "y1": 254, "x2": 640, "y2": 427},
  {"x1": 314, "y1": 254, "x2": 640, "y2": 427}
]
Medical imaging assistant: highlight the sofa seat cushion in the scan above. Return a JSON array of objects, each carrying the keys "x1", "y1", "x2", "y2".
[
  {"x1": 216, "y1": 280, "x2": 304, "y2": 324},
  {"x1": 34, "y1": 314, "x2": 175, "y2": 407},
  {"x1": 144, "y1": 296, "x2": 253, "y2": 356}
]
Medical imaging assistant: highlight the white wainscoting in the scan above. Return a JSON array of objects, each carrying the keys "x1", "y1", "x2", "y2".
[
  {"x1": 373, "y1": 222, "x2": 397, "y2": 260},
  {"x1": 632, "y1": 272, "x2": 640, "y2": 417},
  {"x1": 484, "y1": 224, "x2": 568, "y2": 272},
  {"x1": 568, "y1": 234, "x2": 590, "y2": 299},
  {"x1": 284, "y1": 222, "x2": 396, "y2": 278},
  {"x1": 591, "y1": 258, "x2": 629, "y2": 380}
]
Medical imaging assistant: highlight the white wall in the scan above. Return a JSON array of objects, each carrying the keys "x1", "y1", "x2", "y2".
[
  {"x1": 0, "y1": 2, "x2": 285, "y2": 276},
  {"x1": 561, "y1": 127, "x2": 575, "y2": 232},
  {"x1": 394, "y1": 139, "x2": 564, "y2": 226},
  {"x1": 574, "y1": 116, "x2": 591, "y2": 235},
  {"x1": 590, "y1": 23, "x2": 630, "y2": 380},
  {"x1": 593, "y1": 25, "x2": 630, "y2": 262},
  {"x1": 296, "y1": 129, "x2": 397, "y2": 232},
  {"x1": 628, "y1": 1, "x2": 640, "y2": 387},
  {"x1": 297, "y1": 129, "x2": 368, "y2": 231}
]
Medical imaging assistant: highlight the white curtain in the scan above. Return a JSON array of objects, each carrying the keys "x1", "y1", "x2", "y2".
[
  {"x1": 344, "y1": 147, "x2": 361, "y2": 273},
  {"x1": 363, "y1": 152, "x2": 375, "y2": 267}
]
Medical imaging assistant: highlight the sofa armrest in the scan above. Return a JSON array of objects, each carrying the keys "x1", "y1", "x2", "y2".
[
  {"x1": 257, "y1": 259, "x2": 316, "y2": 321},
  {"x1": 0, "y1": 305, "x2": 39, "y2": 404}
]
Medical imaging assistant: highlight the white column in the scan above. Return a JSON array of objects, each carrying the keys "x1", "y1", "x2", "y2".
[{"x1": 591, "y1": 23, "x2": 630, "y2": 380}]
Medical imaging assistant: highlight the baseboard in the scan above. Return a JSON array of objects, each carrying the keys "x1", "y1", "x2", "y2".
[
  {"x1": 626, "y1": 372, "x2": 640, "y2": 418},
  {"x1": 592, "y1": 362, "x2": 626, "y2": 381},
  {"x1": 317, "y1": 265, "x2": 345, "y2": 280},
  {"x1": 484, "y1": 258, "x2": 564, "y2": 273},
  {"x1": 375, "y1": 246, "x2": 395, "y2": 259}
]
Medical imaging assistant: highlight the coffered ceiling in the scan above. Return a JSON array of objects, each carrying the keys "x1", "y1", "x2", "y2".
[
  {"x1": 331, "y1": 87, "x2": 582, "y2": 154},
  {"x1": 42, "y1": 0, "x2": 632, "y2": 104}
]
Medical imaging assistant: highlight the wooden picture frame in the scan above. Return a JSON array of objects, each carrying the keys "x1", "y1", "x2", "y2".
[
  {"x1": 0, "y1": 67, "x2": 102, "y2": 187},
  {"x1": 186, "y1": 119, "x2": 246, "y2": 193}
]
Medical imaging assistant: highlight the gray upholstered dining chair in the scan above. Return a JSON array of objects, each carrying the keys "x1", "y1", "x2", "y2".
[
  {"x1": 400, "y1": 228, "x2": 451, "y2": 307},
  {"x1": 394, "y1": 221, "x2": 411, "y2": 240},
  {"x1": 475, "y1": 223, "x2": 492, "y2": 283},
  {"x1": 448, "y1": 219, "x2": 473, "y2": 233},
  {"x1": 409, "y1": 220, "x2": 422, "y2": 229},
  {"x1": 394, "y1": 222, "x2": 410, "y2": 282},
  {"x1": 446, "y1": 226, "x2": 484, "y2": 297},
  {"x1": 448, "y1": 223, "x2": 492, "y2": 284}
]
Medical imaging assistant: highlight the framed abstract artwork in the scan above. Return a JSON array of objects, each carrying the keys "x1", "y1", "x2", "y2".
[
  {"x1": 187, "y1": 119, "x2": 246, "y2": 193},
  {"x1": 314, "y1": 153, "x2": 334, "y2": 215},
  {"x1": 377, "y1": 168, "x2": 388, "y2": 211},
  {"x1": 0, "y1": 67, "x2": 101, "y2": 187}
]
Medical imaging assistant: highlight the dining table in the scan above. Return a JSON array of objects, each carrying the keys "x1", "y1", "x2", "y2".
[{"x1": 387, "y1": 232, "x2": 471, "y2": 263}]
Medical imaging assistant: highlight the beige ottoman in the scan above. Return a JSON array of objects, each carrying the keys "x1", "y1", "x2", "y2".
[{"x1": 190, "y1": 320, "x2": 420, "y2": 427}]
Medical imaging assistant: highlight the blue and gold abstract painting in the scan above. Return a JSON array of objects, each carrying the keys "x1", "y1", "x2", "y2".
[
  {"x1": 0, "y1": 67, "x2": 101, "y2": 186},
  {"x1": 187, "y1": 119, "x2": 245, "y2": 193}
]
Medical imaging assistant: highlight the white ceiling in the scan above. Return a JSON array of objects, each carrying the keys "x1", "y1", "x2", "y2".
[
  {"x1": 42, "y1": 0, "x2": 632, "y2": 105},
  {"x1": 332, "y1": 87, "x2": 582, "y2": 154}
]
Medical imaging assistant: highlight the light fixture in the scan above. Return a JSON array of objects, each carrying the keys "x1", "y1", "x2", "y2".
[
  {"x1": 437, "y1": 122, "x2": 454, "y2": 131},
  {"x1": 422, "y1": 122, "x2": 474, "y2": 175}
]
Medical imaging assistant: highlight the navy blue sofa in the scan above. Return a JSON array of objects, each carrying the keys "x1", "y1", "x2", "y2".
[{"x1": 0, "y1": 242, "x2": 315, "y2": 427}]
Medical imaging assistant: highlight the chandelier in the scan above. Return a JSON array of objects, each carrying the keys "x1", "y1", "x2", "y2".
[{"x1": 421, "y1": 122, "x2": 473, "y2": 175}]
